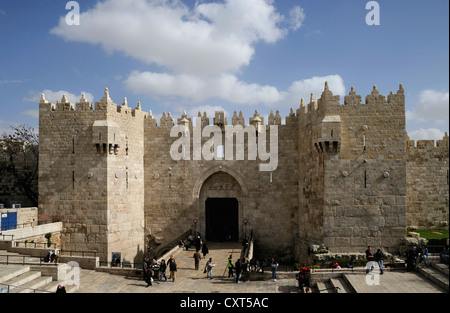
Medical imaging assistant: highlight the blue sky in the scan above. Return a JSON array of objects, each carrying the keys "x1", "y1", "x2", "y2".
[{"x1": 0, "y1": 0, "x2": 448, "y2": 141}]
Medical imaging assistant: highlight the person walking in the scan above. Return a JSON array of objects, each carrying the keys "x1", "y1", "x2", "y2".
[
  {"x1": 145, "y1": 266, "x2": 153, "y2": 287},
  {"x1": 234, "y1": 258, "x2": 242, "y2": 283},
  {"x1": 227, "y1": 255, "x2": 234, "y2": 278},
  {"x1": 202, "y1": 242, "x2": 209, "y2": 258},
  {"x1": 374, "y1": 248, "x2": 385, "y2": 274},
  {"x1": 159, "y1": 259, "x2": 167, "y2": 282},
  {"x1": 205, "y1": 258, "x2": 215, "y2": 279},
  {"x1": 195, "y1": 233, "x2": 202, "y2": 252},
  {"x1": 142, "y1": 257, "x2": 149, "y2": 281},
  {"x1": 193, "y1": 251, "x2": 201, "y2": 270},
  {"x1": 169, "y1": 257, "x2": 177, "y2": 282},
  {"x1": 271, "y1": 258, "x2": 279, "y2": 282}
]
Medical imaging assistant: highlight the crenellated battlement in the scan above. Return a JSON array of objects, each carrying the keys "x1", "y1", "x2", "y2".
[
  {"x1": 406, "y1": 132, "x2": 450, "y2": 150},
  {"x1": 39, "y1": 88, "x2": 147, "y2": 119},
  {"x1": 297, "y1": 82, "x2": 405, "y2": 118},
  {"x1": 39, "y1": 83, "x2": 406, "y2": 131}
]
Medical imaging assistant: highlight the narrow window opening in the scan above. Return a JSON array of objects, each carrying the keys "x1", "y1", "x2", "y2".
[
  {"x1": 72, "y1": 171, "x2": 75, "y2": 189},
  {"x1": 126, "y1": 171, "x2": 129, "y2": 189},
  {"x1": 363, "y1": 134, "x2": 366, "y2": 151},
  {"x1": 72, "y1": 138, "x2": 75, "y2": 154},
  {"x1": 364, "y1": 170, "x2": 367, "y2": 188}
]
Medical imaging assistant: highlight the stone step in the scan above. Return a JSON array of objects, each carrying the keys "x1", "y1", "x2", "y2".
[
  {"x1": 330, "y1": 277, "x2": 353, "y2": 293},
  {"x1": 0, "y1": 265, "x2": 31, "y2": 284},
  {"x1": 431, "y1": 262, "x2": 449, "y2": 276},
  {"x1": 316, "y1": 281, "x2": 335, "y2": 293},
  {"x1": 418, "y1": 266, "x2": 449, "y2": 292},
  {"x1": 9, "y1": 275, "x2": 53, "y2": 293},
  {"x1": 3, "y1": 270, "x2": 42, "y2": 290}
]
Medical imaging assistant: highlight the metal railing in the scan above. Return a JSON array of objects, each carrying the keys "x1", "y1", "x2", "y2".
[
  {"x1": 14, "y1": 241, "x2": 57, "y2": 249},
  {"x1": 150, "y1": 229, "x2": 193, "y2": 260},
  {"x1": 241, "y1": 229, "x2": 253, "y2": 260},
  {"x1": 98, "y1": 260, "x2": 143, "y2": 269},
  {"x1": 59, "y1": 250, "x2": 97, "y2": 258},
  {"x1": 1, "y1": 234, "x2": 14, "y2": 240},
  {"x1": 0, "y1": 254, "x2": 58, "y2": 266},
  {"x1": 0, "y1": 282, "x2": 53, "y2": 293}
]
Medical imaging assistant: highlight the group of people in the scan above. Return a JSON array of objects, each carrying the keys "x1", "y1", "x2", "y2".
[
  {"x1": 224, "y1": 255, "x2": 280, "y2": 283},
  {"x1": 365, "y1": 245, "x2": 432, "y2": 273},
  {"x1": 365, "y1": 246, "x2": 386, "y2": 274},
  {"x1": 405, "y1": 245, "x2": 429, "y2": 272},
  {"x1": 142, "y1": 254, "x2": 178, "y2": 287}
]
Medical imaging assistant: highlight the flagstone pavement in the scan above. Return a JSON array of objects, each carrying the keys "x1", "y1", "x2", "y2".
[{"x1": 72, "y1": 242, "x2": 447, "y2": 294}]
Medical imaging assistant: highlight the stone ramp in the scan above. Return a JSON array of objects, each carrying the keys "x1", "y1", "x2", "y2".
[{"x1": 342, "y1": 270, "x2": 447, "y2": 293}]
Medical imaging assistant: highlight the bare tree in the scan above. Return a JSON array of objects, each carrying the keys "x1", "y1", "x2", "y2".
[{"x1": 0, "y1": 124, "x2": 39, "y2": 206}]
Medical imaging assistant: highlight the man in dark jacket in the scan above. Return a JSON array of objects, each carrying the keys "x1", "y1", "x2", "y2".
[
  {"x1": 169, "y1": 257, "x2": 177, "y2": 282},
  {"x1": 374, "y1": 249, "x2": 385, "y2": 274},
  {"x1": 234, "y1": 259, "x2": 242, "y2": 283}
]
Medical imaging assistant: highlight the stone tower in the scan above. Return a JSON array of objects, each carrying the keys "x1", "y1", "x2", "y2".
[
  {"x1": 296, "y1": 84, "x2": 407, "y2": 260},
  {"x1": 38, "y1": 89, "x2": 146, "y2": 263}
]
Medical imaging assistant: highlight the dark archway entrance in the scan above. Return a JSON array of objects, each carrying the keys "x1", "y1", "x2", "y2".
[{"x1": 205, "y1": 198, "x2": 238, "y2": 242}]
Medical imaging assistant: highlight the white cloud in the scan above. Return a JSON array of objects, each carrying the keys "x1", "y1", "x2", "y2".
[
  {"x1": 125, "y1": 71, "x2": 345, "y2": 107},
  {"x1": 49, "y1": 0, "x2": 347, "y2": 111},
  {"x1": 407, "y1": 128, "x2": 447, "y2": 141},
  {"x1": 23, "y1": 89, "x2": 94, "y2": 104},
  {"x1": 406, "y1": 89, "x2": 449, "y2": 123},
  {"x1": 288, "y1": 6, "x2": 306, "y2": 31},
  {"x1": 50, "y1": 0, "x2": 293, "y2": 77},
  {"x1": 406, "y1": 89, "x2": 449, "y2": 141}
]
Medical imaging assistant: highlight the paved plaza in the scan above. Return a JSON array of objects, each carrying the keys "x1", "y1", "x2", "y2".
[{"x1": 71, "y1": 242, "x2": 447, "y2": 294}]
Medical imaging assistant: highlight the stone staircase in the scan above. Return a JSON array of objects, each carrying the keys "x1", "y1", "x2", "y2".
[
  {"x1": 0, "y1": 249, "x2": 77, "y2": 293},
  {"x1": 309, "y1": 262, "x2": 449, "y2": 293},
  {"x1": 311, "y1": 276, "x2": 355, "y2": 293},
  {"x1": 417, "y1": 262, "x2": 449, "y2": 292}
]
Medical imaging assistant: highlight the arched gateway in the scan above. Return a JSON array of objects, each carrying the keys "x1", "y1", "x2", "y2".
[{"x1": 195, "y1": 167, "x2": 246, "y2": 242}]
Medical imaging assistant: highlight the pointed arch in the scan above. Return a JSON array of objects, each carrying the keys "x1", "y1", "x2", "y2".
[{"x1": 192, "y1": 165, "x2": 248, "y2": 199}]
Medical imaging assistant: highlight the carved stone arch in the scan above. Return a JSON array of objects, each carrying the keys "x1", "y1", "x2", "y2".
[{"x1": 192, "y1": 165, "x2": 248, "y2": 199}]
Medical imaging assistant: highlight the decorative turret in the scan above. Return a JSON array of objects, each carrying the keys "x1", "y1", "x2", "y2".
[
  {"x1": 56, "y1": 94, "x2": 74, "y2": 111},
  {"x1": 214, "y1": 111, "x2": 227, "y2": 128},
  {"x1": 177, "y1": 110, "x2": 191, "y2": 126},
  {"x1": 344, "y1": 86, "x2": 362, "y2": 105},
  {"x1": 232, "y1": 111, "x2": 245, "y2": 126},
  {"x1": 76, "y1": 93, "x2": 92, "y2": 110},
  {"x1": 249, "y1": 110, "x2": 263, "y2": 129},
  {"x1": 95, "y1": 87, "x2": 116, "y2": 111},
  {"x1": 365, "y1": 85, "x2": 386, "y2": 104},
  {"x1": 268, "y1": 110, "x2": 281, "y2": 125}
]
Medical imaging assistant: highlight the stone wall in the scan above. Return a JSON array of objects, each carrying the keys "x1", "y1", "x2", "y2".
[
  {"x1": 36, "y1": 84, "x2": 448, "y2": 265},
  {"x1": 297, "y1": 85, "x2": 407, "y2": 261},
  {"x1": 406, "y1": 133, "x2": 449, "y2": 229},
  {"x1": 144, "y1": 110, "x2": 298, "y2": 258}
]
